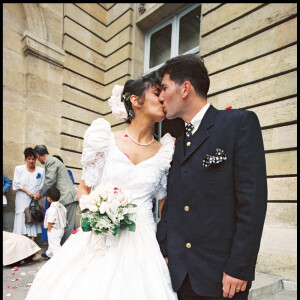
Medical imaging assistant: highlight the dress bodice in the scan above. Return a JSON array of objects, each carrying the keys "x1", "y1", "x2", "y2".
[{"x1": 81, "y1": 118, "x2": 175, "y2": 224}]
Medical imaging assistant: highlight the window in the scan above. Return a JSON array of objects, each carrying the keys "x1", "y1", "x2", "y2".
[
  {"x1": 147, "y1": 4, "x2": 201, "y2": 143},
  {"x1": 144, "y1": 4, "x2": 201, "y2": 74},
  {"x1": 147, "y1": 4, "x2": 201, "y2": 222}
]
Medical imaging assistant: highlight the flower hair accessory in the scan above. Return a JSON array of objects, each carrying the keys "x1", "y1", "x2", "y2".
[
  {"x1": 108, "y1": 85, "x2": 135, "y2": 121},
  {"x1": 108, "y1": 85, "x2": 128, "y2": 121},
  {"x1": 122, "y1": 92, "x2": 135, "y2": 120}
]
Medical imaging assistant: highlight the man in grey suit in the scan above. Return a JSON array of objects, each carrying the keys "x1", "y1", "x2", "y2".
[{"x1": 34, "y1": 145, "x2": 78, "y2": 245}]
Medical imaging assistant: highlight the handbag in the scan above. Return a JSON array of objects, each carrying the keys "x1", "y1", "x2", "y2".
[{"x1": 24, "y1": 199, "x2": 44, "y2": 226}]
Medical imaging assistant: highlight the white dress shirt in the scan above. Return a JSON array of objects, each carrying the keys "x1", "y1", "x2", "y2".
[{"x1": 185, "y1": 103, "x2": 210, "y2": 135}]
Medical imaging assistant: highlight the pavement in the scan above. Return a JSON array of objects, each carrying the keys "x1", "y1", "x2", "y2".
[{"x1": 3, "y1": 240, "x2": 48, "y2": 300}]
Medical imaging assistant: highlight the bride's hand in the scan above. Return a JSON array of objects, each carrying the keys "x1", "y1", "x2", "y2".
[
  {"x1": 77, "y1": 180, "x2": 91, "y2": 202},
  {"x1": 164, "y1": 256, "x2": 168, "y2": 265}
]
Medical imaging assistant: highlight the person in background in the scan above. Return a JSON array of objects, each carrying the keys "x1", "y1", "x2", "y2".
[
  {"x1": 42, "y1": 187, "x2": 67, "y2": 260},
  {"x1": 13, "y1": 148, "x2": 45, "y2": 242},
  {"x1": 33, "y1": 145, "x2": 78, "y2": 244},
  {"x1": 3, "y1": 173, "x2": 12, "y2": 224},
  {"x1": 3, "y1": 231, "x2": 42, "y2": 266},
  {"x1": 52, "y1": 155, "x2": 75, "y2": 185},
  {"x1": 3, "y1": 173, "x2": 12, "y2": 198},
  {"x1": 41, "y1": 154, "x2": 76, "y2": 243}
]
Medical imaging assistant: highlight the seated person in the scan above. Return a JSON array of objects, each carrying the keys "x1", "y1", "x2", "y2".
[{"x1": 3, "y1": 231, "x2": 42, "y2": 266}]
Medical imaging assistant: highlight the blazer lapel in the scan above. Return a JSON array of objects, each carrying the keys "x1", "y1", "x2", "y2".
[{"x1": 181, "y1": 105, "x2": 218, "y2": 165}]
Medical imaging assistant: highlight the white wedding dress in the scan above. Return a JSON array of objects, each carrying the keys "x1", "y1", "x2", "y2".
[{"x1": 26, "y1": 118, "x2": 178, "y2": 300}]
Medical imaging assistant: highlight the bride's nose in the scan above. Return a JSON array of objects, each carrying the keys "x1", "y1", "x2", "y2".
[{"x1": 158, "y1": 93, "x2": 164, "y2": 103}]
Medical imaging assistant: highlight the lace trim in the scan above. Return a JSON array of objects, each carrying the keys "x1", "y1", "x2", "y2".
[
  {"x1": 81, "y1": 152, "x2": 106, "y2": 187},
  {"x1": 154, "y1": 168, "x2": 168, "y2": 200}
]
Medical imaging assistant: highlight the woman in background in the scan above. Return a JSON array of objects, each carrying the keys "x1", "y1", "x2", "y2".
[{"x1": 13, "y1": 147, "x2": 45, "y2": 242}]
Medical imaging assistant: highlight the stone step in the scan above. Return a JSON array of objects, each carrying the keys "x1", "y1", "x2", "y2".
[
  {"x1": 249, "y1": 272, "x2": 283, "y2": 299},
  {"x1": 254, "y1": 289, "x2": 297, "y2": 300}
]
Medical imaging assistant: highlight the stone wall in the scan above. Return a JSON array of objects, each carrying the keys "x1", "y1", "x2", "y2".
[
  {"x1": 60, "y1": 3, "x2": 134, "y2": 185},
  {"x1": 3, "y1": 3, "x2": 297, "y2": 281},
  {"x1": 3, "y1": 3, "x2": 65, "y2": 230},
  {"x1": 200, "y1": 3, "x2": 297, "y2": 281}
]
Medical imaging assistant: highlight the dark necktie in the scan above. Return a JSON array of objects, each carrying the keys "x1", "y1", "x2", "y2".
[{"x1": 185, "y1": 123, "x2": 194, "y2": 138}]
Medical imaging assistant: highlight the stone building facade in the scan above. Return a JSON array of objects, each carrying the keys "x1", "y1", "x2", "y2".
[{"x1": 3, "y1": 3, "x2": 297, "y2": 281}]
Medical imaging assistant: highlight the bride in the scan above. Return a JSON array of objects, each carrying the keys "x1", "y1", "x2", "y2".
[{"x1": 25, "y1": 71, "x2": 178, "y2": 300}]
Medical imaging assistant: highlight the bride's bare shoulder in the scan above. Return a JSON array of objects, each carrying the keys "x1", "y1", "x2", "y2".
[
  {"x1": 112, "y1": 129, "x2": 126, "y2": 141},
  {"x1": 153, "y1": 139, "x2": 162, "y2": 151}
]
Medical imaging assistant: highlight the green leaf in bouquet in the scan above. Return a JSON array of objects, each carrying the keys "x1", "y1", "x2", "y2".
[
  {"x1": 81, "y1": 217, "x2": 92, "y2": 232},
  {"x1": 113, "y1": 224, "x2": 120, "y2": 236},
  {"x1": 128, "y1": 222, "x2": 136, "y2": 232},
  {"x1": 123, "y1": 214, "x2": 134, "y2": 224}
]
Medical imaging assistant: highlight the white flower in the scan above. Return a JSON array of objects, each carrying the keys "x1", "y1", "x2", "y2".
[
  {"x1": 79, "y1": 195, "x2": 90, "y2": 210},
  {"x1": 88, "y1": 190, "x2": 100, "y2": 205},
  {"x1": 112, "y1": 85, "x2": 124, "y2": 98},
  {"x1": 99, "y1": 201, "x2": 108, "y2": 214},
  {"x1": 80, "y1": 183, "x2": 136, "y2": 237},
  {"x1": 106, "y1": 192, "x2": 113, "y2": 204},
  {"x1": 122, "y1": 190, "x2": 132, "y2": 204},
  {"x1": 96, "y1": 217, "x2": 113, "y2": 230},
  {"x1": 89, "y1": 204, "x2": 98, "y2": 212},
  {"x1": 108, "y1": 85, "x2": 128, "y2": 121},
  {"x1": 95, "y1": 183, "x2": 114, "y2": 199},
  {"x1": 106, "y1": 199, "x2": 121, "y2": 224},
  {"x1": 114, "y1": 192, "x2": 124, "y2": 204}
]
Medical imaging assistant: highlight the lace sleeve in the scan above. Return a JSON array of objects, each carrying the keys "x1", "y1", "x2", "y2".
[
  {"x1": 81, "y1": 118, "x2": 112, "y2": 187},
  {"x1": 154, "y1": 169, "x2": 168, "y2": 200},
  {"x1": 154, "y1": 133, "x2": 175, "y2": 200}
]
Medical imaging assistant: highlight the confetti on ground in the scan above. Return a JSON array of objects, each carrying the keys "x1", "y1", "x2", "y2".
[
  {"x1": 11, "y1": 278, "x2": 20, "y2": 282},
  {"x1": 11, "y1": 273, "x2": 15, "y2": 275},
  {"x1": 21, "y1": 272, "x2": 26, "y2": 276},
  {"x1": 11, "y1": 287, "x2": 18, "y2": 289},
  {"x1": 7, "y1": 286, "x2": 10, "y2": 288},
  {"x1": 11, "y1": 267, "x2": 18, "y2": 271},
  {"x1": 26, "y1": 283, "x2": 32, "y2": 287},
  {"x1": 5, "y1": 293, "x2": 11, "y2": 297}
]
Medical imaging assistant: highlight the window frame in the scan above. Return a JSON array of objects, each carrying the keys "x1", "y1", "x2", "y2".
[
  {"x1": 144, "y1": 3, "x2": 201, "y2": 75},
  {"x1": 147, "y1": 4, "x2": 201, "y2": 223}
]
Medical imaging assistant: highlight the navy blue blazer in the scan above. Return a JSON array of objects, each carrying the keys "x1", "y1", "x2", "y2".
[{"x1": 157, "y1": 105, "x2": 267, "y2": 297}]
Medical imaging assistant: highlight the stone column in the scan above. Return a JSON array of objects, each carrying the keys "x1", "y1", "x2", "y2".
[{"x1": 21, "y1": 31, "x2": 65, "y2": 155}]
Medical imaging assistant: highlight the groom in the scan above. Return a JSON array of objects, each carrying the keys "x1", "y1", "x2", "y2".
[{"x1": 156, "y1": 54, "x2": 267, "y2": 299}]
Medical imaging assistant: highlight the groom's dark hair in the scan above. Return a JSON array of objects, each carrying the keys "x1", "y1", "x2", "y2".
[{"x1": 158, "y1": 54, "x2": 210, "y2": 99}]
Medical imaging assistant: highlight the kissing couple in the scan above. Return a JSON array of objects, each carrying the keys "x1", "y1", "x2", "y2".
[{"x1": 26, "y1": 54, "x2": 267, "y2": 300}]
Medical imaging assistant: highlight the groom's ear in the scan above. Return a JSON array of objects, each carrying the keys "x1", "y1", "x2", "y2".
[{"x1": 181, "y1": 81, "x2": 191, "y2": 99}]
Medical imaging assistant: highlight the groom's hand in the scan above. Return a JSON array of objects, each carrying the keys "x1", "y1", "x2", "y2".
[{"x1": 222, "y1": 272, "x2": 247, "y2": 298}]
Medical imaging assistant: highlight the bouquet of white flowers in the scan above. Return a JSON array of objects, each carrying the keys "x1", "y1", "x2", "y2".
[{"x1": 79, "y1": 183, "x2": 137, "y2": 236}]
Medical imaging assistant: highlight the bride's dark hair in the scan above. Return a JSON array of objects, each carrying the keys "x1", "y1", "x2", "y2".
[{"x1": 122, "y1": 70, "x2": 161, "y2": 123}]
